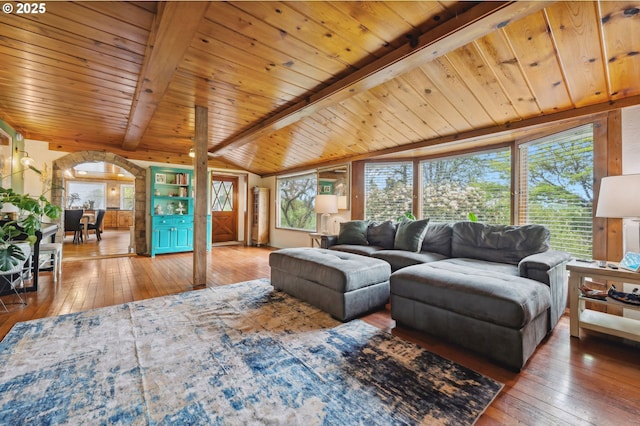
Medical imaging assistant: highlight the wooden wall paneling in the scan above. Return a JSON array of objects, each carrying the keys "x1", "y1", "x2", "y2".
[
  {"x1": 592, "y1": 114, "x2": 611, "y2": 261},
  {"x1": 193, "y1": 105, "x2": 209, "y2": 287},
  {"x1": 351, "y1": 161, "x2": 365, "y2": 219},
  {"x1": 606, "y1": 110, "x2": 623, "y2": 262}
]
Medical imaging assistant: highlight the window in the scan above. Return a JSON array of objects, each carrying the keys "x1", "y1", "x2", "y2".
[
  {"x1": 364, "y1": 162, "x2": 413, "y2": 221},
  {"x1": 66, "y1": 181, "x2": 105, "y2": 209},
  {"x1": 277, "y1": 172, "x2": 317, "y2": 231},
  {"x1": 518, "y1": 124, "x2": 594, "y2": 259},
  {"x1": 121, "y1": 184, "x2": 134, "y2": 210},
  {"x1": 421, "y1": 149, "x2": 511, "y2": 224}
]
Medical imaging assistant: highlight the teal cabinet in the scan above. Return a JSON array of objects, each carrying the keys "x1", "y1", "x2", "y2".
[{"x1": 149, "y1": 166, "x2": 195, "y2": 256}]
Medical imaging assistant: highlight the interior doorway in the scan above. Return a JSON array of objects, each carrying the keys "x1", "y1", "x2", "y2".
[{"x1": 211, "y1": 175, "x2": 238, "y2": 243}]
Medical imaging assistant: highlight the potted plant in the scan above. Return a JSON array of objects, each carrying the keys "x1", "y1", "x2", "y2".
[{"x1": 0, "y1": 187, "x2": 61, "y2": 272}]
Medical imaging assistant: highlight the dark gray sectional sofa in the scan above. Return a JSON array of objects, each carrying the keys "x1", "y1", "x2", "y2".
[{"x1": 325, "y1": 219, "x2": 571, "y2": 370}]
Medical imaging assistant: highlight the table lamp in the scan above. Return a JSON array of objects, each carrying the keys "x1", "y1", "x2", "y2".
[
  {"x1": 315, "y1": 194, "x2": 338, "y2": 234},
  {"x1": 596, "y1": 174, "x2": 640, "y2": 252}
]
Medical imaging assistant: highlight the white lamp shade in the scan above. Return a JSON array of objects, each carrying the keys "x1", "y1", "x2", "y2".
[
  {"x1": 315, "y1": 194, "x2": 338, "y2": 214},
  {"x1": 596, "y1": 174, "x2": 640, "y2": 218}
]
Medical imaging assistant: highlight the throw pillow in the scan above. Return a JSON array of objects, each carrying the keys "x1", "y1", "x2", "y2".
[
  {"x1": 337, "y1": 220, "x2": 369, "y2": 245},
  {"x1": 394, "y1": 218, "x2": 430, "y2": 252},
  {"x1": 367, "y1": 221, "x2": 396, "y2": 249}
]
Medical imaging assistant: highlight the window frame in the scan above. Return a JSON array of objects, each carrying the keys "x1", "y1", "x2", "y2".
[{"x1": 356, "y1": 114, "x2": 612, "y2": 259}]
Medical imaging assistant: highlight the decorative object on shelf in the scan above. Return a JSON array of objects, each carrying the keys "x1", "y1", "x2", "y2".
[
  {"x1": 149, "y1": 166, "x2": 208, "y2": 256},
  {"x1": 607, "y1": 284, "x2": 640, "y2": 305},
  {"x1": 596, "y1": 174, "x2": 640, "y2": 250},
  {"x1": 619, "y1": 251, "x2": 640, "y2": 272},
  {"x1": 315, "y1": 194, "x2": 337, "y2": 235}
]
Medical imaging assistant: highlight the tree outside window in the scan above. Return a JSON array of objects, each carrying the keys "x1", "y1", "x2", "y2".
[
  {"x1": 277, "y1": 172, "x2": 317, "y2": 231},
  {"x1": 364, "y1": 162, "x2": 413, "y2": 221}
]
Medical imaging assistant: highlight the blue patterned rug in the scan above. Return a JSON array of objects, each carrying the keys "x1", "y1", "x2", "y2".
[{"x1": 0, "y1": 279, "x2": 502, "y2": 425}]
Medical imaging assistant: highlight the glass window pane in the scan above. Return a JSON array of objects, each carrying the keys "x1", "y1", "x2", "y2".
[
  {"x1": 277, "y1": 172, "x2": 317, "y2": 231},
  {"x1": 364, "y1": 162, "x2": 413, "y2": 221},
  {"x1": 421, "y1": 149, "x2": 511, "y2": 224},
  {"x1": 66, "y1": 181, "x2": 105, "y2": 209},
  {"x1": 518, "y1": 124, "x2": 594, "y2": 259},
  {"x1": 121, "y1": 184, "x2": 134, "y2": 210}
]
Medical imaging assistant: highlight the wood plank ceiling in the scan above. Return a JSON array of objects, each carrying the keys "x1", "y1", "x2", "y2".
[{"x1": 1, "y1": 1, "x2": 640, "y2": 176}]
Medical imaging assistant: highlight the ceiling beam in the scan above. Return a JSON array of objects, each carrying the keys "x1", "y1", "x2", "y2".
[
  {"x1": 121, "y1": 2, "x2": 209, "y2": 151},
  {"x1": 48, "y1": 139, "x2": 235, "y2": 169},
  {"x1": 211, "y1": 1, "x2": 554, "y2": 157}
]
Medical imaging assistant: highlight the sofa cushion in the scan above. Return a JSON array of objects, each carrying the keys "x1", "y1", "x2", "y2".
[
  {"x1": 330, "y1": 244, "x2": 384, "y2": 257},
  {"x1": 390, "y1": 261, "x2": 551, "y2": 329},
  {"x1": 421, "y1": 222, "x2": 453, "y2": 257},
  {"x1": 372, "y1": 250, "x2": 447, "y2": 272},
  {"x1": 338, "y1": 220, "x2": 369, "y2": 245},
  {"x1": 451, "y1": 222, "x2": 550, "y2": 265},
  {"x1": 394, "y1": 218, "x2": 430, "y2": 252},
  {"x1": 367, "y1": 220, "x2": 396, "y2": 249}
]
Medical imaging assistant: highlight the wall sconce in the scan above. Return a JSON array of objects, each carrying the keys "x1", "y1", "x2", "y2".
[
  {"x1": 111, "y1": 187, "x2": 116, "y2": 193},
  {"x1": 188, "y1": 148, "x2": 195, "y2": 158},
  {"x1": 15, "y1": 148, "x2": 34, "y2": 167}
]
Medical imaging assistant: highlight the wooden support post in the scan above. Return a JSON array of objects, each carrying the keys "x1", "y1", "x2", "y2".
[{"x1": 193, "y1": 105, "x2": 208, "y2": 287}]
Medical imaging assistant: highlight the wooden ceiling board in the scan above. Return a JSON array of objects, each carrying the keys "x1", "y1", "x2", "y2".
[
  {"x1": 394, "y1": 70, "x2": 465, "y2": 135},
  {"x1": 2, "y1": 1, "x2": 640, "y2": 177},
  {"x1": 503, "y1": 11, "x2": 573, "y2": 113},
  {"x1": 445, "y1": 43, "x2": 521, "y2": 124},
  {"x1": 417, "y1": 57, "x2": 495, "y2": 129},
  {"x1": 545, "y1": 2, "x2": 609, "y2": 108},
  {"x1": 598, "y1": 1, "x2": 640, "y2": 99},
  {"x1": 473, "y1": 30, "x2": 541, "y2": 119}
]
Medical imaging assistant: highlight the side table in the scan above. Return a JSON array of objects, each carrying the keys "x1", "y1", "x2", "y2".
[
  {"x1": 567, "y1": 259, "x2": 640, "y2": 342},
  {"x1": 309, "y1": 233, "x2": 337, "y2": 248}
]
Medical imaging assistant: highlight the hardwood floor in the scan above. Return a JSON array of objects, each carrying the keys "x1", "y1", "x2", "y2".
[{"x1": 1, "y1": 245, "x2": 638, "y2": 424}]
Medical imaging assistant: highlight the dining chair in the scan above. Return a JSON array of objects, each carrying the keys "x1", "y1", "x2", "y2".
[
  {"x1": 64, "y1": 209, "x2": 85, "y2": 244},
  {"x1": 87, "y1": 209, "x2": 106, "y2": 241},
  {"x1": 0, "y1": 242, "x2": 31, "y2": 312}
]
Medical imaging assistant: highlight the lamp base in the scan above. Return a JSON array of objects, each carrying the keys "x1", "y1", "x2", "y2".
[{"x1": 320, "y1": 213, "x2": 331, "y2": 235}]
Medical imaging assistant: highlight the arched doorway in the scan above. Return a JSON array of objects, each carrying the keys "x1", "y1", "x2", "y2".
[{"x1": 51, "y1": 151, "x2": 147, "y2": 255}]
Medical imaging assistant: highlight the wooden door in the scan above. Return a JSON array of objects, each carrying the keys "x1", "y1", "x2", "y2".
[{"x1": 211, "y1": 175, "x2": 238, "y2": 243}]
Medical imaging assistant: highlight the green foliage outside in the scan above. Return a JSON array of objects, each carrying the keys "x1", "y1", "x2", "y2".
[
  {"x1": 364, "y1": 127, "x2": 594, "y2": 259},
  {"x1": 278, "y1": 175, "x2": 317, "y2": 230}
]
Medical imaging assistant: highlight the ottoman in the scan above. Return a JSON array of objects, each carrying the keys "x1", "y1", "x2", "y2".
[
  {"x1": 269, "y1": 248, "x2": 391, "y2": 321},
  {"x1": 391, "y1": 259, "x2": 553, "y2": 371}
]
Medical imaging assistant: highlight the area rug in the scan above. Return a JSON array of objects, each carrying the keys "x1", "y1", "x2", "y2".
[{"x1": 0, "y1": 279, "x2": 502, "y2": 425}]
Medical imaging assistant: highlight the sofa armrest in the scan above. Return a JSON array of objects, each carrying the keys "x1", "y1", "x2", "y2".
[
  {"x1": 519, "y1": 250, "x2": 572, "y2": 329},
  {"x1": 321, "y1": 235, "x2": 339, "y2": 249},
  {"x1": 518, "y1": 250, "x2": 572, "y2": 284}
]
